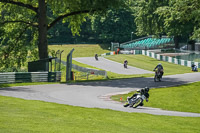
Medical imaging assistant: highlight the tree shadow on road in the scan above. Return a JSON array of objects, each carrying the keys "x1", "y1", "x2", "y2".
[{"x1": 65, "y1": 77, "x2": 191, "y2": 89}]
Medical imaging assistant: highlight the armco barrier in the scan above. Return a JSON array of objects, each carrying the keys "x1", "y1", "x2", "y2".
[
  {"x1": 102, "y1": 50, "x2": 200, "y2": 68},
  {"x1": 141, "y1": 50, "x2": 200, "y2": 68},
  {"x1": 57, "y1": 58, "x2": 107, "y2": 78},
  {"x1": 0, "y1": 72, "x2": 61, "y2": 84}
]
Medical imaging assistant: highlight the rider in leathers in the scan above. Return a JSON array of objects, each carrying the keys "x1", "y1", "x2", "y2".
[
  {"x1": 128, "y1": 87, "x2": 150, "y2": 106},
  {"x1": 154, "y1": 63, "x2": 164, "y2": 78}
]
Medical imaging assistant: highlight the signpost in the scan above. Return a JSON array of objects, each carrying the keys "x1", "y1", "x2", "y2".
[{"x1": 66, "y1": 48, "x2": 74, "y2": 81}]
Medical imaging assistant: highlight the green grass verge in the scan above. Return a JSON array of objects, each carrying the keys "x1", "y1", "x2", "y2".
[
  {"x1": 106, "y1": 54, "x2": 192, "y2": 75},
  {"x1": 49, "y1": 44, "x2": 110, "y2": 60},
  {"x1": 0, "y1": 95, "x2": 200, "y2": 133},
  {"x1": 111, "y1": 81, "x2": 200, "y2": 113}
]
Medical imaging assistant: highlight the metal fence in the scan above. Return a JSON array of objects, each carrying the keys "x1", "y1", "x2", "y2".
[
  {"x1": 72, "y1": 64, "x2": 107, "y2": 77},
  {"x1": 58, "y1": 59, "x2": 107, "y2": 78},
  {"x1": 0, "y1": 72, "x2": 61, "y2": 84}
]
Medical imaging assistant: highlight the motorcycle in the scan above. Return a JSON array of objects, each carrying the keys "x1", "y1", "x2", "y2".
[
  {"x1": 95, "y1": 54, "x2": 98, "y2": 61},
  {"x1": 124, "y1": 93, "x2": 148, "y2": 108},
  {"x1": 192, "y1": 65, "x2": 198, "y2": 72},
  {"x1": 124, "y1": 63, "x2": 128, "y2": 68},
  {"x1": 154, "y1": 69, "x2": 162, "y2": 82}
]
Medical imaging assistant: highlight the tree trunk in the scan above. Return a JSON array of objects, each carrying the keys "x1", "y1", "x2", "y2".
[
  {"x1": 188, "y1": 40, "x2": 196, "y2": 50},
  {"x1": 38, "y1": 0, "x2": 48, "y2": 59},
  {"x1": 174, "y1": 36, "x2": 180, "y2": 49}
]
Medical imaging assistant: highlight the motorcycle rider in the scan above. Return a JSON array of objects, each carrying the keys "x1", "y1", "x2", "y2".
[
  {"x1": 154, "y1": 63, "x2": 164, "y2": 78},
  {"x1": 127, "y1": 87, "x2": 150, "y2": 106},
  {"x1": 191, "y1": 63, "x2": 198, "y2": 72},
  {"x1": 95, "y1": 54, "x2": 98, "y2": 61},
  {"x1": 124, "y1": 59, "x2": 128, "y2": 68}
]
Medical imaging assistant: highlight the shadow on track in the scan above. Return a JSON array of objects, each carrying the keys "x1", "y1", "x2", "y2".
[{"x1": 65, "y1": 76, "x2": 190, "y2": 89}]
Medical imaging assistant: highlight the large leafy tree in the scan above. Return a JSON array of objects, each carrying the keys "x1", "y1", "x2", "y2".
[
  {"x1": 132, "y1": 0, "x2": 200, "y2": 48},
  {"x1": 132, "y1": 0, "x2": 169, "y2": 36},
  {"x1": 155, "y1": 0, "x2": 198, "y2": 48},
  {"x1": 48, "y1": 9, "x2": 137, "y2": 44},
  {"x1": 0, "y1": 0, "x2": 126, "y2": 70},
  {"x1": 91, "y1": 8, "x2": 137, "y2": 43}
]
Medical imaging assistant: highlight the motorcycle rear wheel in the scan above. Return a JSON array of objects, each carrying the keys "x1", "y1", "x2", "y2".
[{"x1": 133, "y1": 98, "x2": 143, "y2": 108}]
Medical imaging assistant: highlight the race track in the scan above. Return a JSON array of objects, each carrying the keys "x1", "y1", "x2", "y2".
[
  {"x1": 73, "y1": 57, "x2": 153, "y2": 75},
  {"x1": 1, "y1": 57, "x2": 200, "y2": 117}
]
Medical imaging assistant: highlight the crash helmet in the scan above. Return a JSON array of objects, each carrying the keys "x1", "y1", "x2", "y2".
[
  {"x1": 140, "y1": 89, "x2": 145, "y2": 94},
  {"x1": 144, "y1": 87, "x2": 149, "y2": 92},
  {"x1": 158, "y1": 63, "x2": 161, "y2": 65}
]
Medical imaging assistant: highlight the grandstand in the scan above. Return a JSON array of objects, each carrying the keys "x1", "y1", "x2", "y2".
[{"x1": 120, "y1": 36, "x2": 173, "y2": 50}]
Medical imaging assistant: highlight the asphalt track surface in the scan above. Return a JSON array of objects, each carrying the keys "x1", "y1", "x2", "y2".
[
  {"x1": 73, "y1": 57, "x2": 153, "y2": 75},
  {"x1": 1, "y1": 57, "x2": 200, "y2": 117}
]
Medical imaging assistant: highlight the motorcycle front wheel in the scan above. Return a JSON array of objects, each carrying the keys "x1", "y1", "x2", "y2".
[
  {"x1": 154, "y1": 75, "x2": 161, "y2": 82},
  {"x1": 154, "y1": 75, "x2": 157, "y2": 82}
]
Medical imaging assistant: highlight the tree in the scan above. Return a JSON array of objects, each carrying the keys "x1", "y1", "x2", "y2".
[
  {"x1": 132, "y1": 0, "x2": 200, "y2": 49},
  {"x1": 132, "y1": 0, "x2": 169, "y2": 36},
  {"x1": 91, "y1": 8, "x2": 137, "y2": 43},
  {"x1": 0, "y1": 0, "x2": 126, "y2": 69},
  {"x1": 155, "y1": 0, "x2": 197, "y2": 48}
]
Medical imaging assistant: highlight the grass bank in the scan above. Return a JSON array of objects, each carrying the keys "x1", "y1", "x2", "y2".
[
  {"x1": 111, "y1": 81, "x2": 200, "y2": 113},
  {"x1": 106, "y1": 54, "x2": 192, "y2": 75},
  {"x1": 49, "y1": 44, "x2": 110, "y2": 60},
  {"x1": 0, "y1": 95, "x2": 199, "y2": 133}
]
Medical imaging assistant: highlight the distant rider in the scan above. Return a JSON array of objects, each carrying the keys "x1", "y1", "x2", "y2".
[
  {"x1": 191, "y1": 63, "x2": 198, "y2": 72},
  {"x1": 124, "y1": 59, "x2": 128, "y2": 68},
  {"x1": 154, "y1": 63, "x2": 164, "y2": 78},
  {"x1": 95, "y1": 54, "x2": 98, "y2": 61}
]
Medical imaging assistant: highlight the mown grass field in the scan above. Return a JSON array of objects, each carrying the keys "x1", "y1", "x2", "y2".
[
  {"x1": 106, "y1": 54, "x2": 192, "y2": 75},
  {"x1": 0, "y1": 95, "x2": 200, "y2": 133},
  {"x1": 49, "y1": 44, "x2": 110, "y2": 60},
  {"x1": 111, "y1": 81, "x2": 200, "y2": 113},
  {"x1": 0, "y1": 44, "x2": 199, "y2": 132}
]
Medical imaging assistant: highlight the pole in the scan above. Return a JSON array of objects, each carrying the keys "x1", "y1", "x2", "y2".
[
  {"x1": 59, "y1": 50, "x2": 64, "y2": 71},
  {"x1": 55, "y1": 50, "x2": 60, "y2": 71},
  {"x1": 131, "y1": 32, "x2": 133, "y2": 41},
  {"x1": 66, "y1": 48, "x2": 75, "y2": 81}
]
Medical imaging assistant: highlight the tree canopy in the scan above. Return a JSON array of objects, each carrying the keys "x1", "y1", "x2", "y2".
[
  {"x1": 0, "y1": 0, "x2": 127, "y2": 71},
  {"x1": 132, "y1": 0, "x2": 200, "y2": 47},
  {"x1": 1, "y1": 0, "x2": 200, "y2": 71}
]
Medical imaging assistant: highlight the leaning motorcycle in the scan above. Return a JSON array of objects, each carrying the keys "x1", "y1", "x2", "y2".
[
  {"x1": 124, "y1": 93, "x2": 147, "y2": 108},
  {"x1": 95, "y1": 55, "x2": 98, "y2": 61}
]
